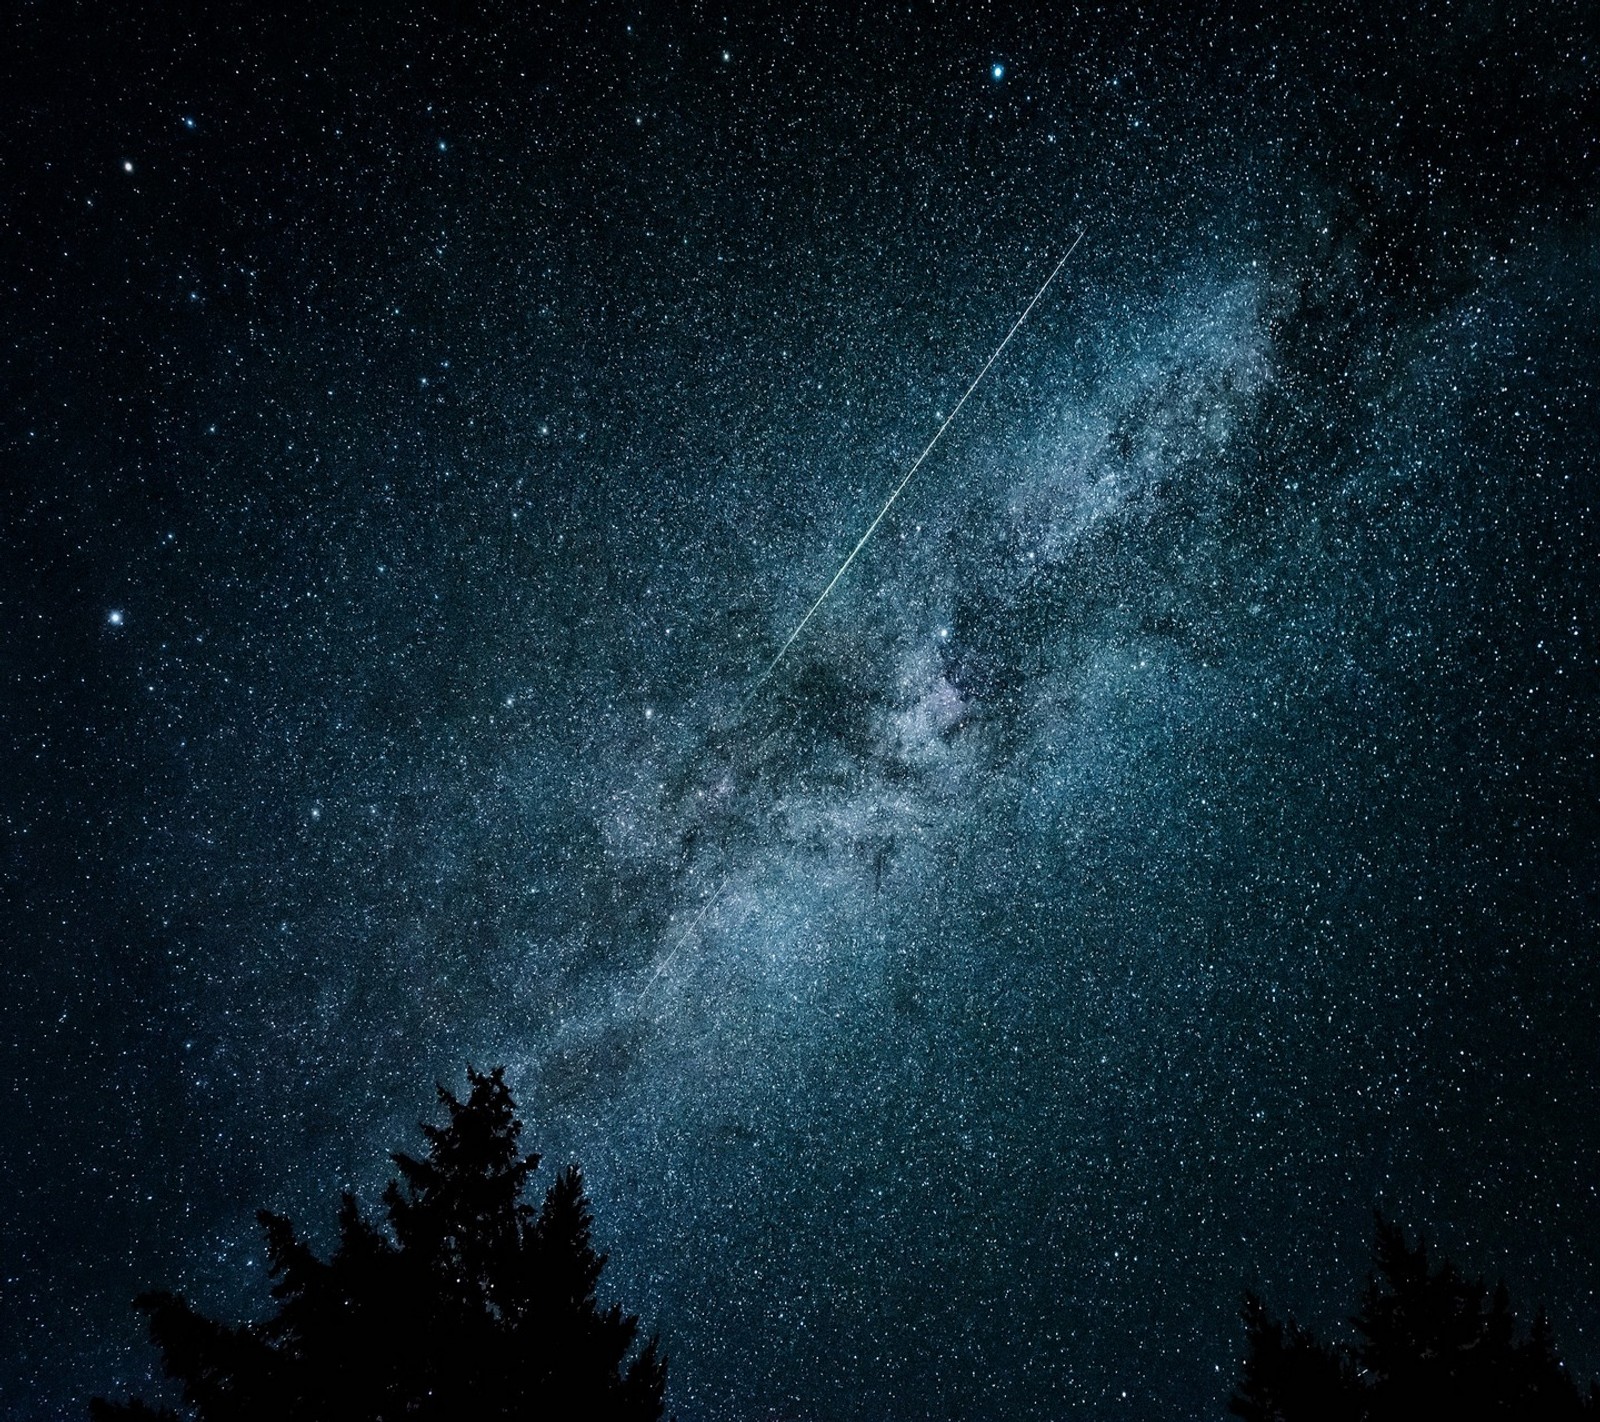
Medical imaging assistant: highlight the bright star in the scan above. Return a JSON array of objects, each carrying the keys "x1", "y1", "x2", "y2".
[{"x1": 107, "y1": 610, "x2": 124, "y2": 627}]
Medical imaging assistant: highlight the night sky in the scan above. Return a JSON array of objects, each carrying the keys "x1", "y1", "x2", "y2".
[{"x1": 4, "y1": 3, "x2": 1599, "y2": 1418}]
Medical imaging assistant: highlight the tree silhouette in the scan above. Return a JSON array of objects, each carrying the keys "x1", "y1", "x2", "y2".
[
  {"x1": 1232, "y1": 1216, "x2": 1595, "y2": 1421},
  {"x1": 92, "y1": 1067, "x2": 665, "y2": 1422}
]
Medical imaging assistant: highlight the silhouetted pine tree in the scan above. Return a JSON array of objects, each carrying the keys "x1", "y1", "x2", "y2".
[
  {"x1": 1232, "y1": 1293, "x2": 1359, "y2": 1422},
  {"x1": 1232, "y1": 1215, "x2": 1595, "y2": 1421},
  {"x1": 92, "y1": 1067, "x2": 665, "y2": 1422}
]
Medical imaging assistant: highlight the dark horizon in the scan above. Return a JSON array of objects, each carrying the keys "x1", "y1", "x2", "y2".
[{"x1": 4, "y1": 3, "x2": 1598, "y2": 1418}]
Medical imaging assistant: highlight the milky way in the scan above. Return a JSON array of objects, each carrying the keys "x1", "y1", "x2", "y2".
[{"x1": 5, "y1": 6, "x2": 1598, "y2": 1420}]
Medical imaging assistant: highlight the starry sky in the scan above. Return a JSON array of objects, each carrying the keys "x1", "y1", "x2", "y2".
[{"x1": 4, "y1": 3, "x2": 1599, "y2": 1419}]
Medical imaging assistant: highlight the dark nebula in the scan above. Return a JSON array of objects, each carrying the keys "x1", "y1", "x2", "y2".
[{"x1": 4, "y1": 4, "x2": 1598, "y2": 1419}]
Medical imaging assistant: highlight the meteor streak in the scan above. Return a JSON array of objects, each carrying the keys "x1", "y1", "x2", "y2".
[
  {"x1": 636, "y1": 882, "x2": 725, "y2": 1004},
  {"x1": 744, "y1": 228, "x2": 1085, "y2": 703}
]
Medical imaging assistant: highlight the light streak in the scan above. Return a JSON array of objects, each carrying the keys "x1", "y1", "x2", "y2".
[
  {"x1": 743, "y1": 228, "x2": 1085, "y2": 705},
  {"x1": 636, "y1": 882, "x2": 725, "y2": 1003}
]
